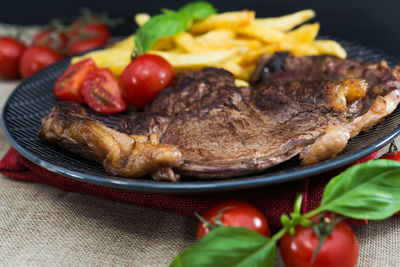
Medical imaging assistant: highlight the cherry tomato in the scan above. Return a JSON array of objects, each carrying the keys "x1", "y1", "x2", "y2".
[
  {"x1": 280, "y1": 214, "x2": 359, "y2": 267},
  {"x1": 0, "y1": 37, "x2": 26, "y2": 79},
  {"x1": 20, "y1": 45, "x2": 63, "y2": 78},
  {"x1": 81, "y1": 68, "x2": 127, "y2": 114},
  {"x1": 380, "y1": 151, "x2": 400, "y2": 161},
  {"x1": 197, "y1": 200, "x2": 270, "y2": 240},
  {"x1": 53, "y1": 58, "x2": 95, "y2": 103},
  {"x1": 120, "y1": 54, "x2": 175, "y2": 108},
  {"x1": 67, "y1": 36, "x2": 107, "y2": 55},
  {"x1": 32, "y1": 30, "x2": 68, "y2": 54},
  {"x1": 68, "y1": 21, "x2": 110, "y2": 43}
]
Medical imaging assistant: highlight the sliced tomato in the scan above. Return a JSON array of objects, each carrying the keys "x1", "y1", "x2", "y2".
[
  {"x1": 81, "y1": 68, "x2": 127, "y2": 114},
  {"x1": 53, "y1": 58, "x2": 95, "y2": 103}
]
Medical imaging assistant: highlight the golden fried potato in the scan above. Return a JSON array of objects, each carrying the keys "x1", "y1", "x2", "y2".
[
  {"x1": 135, "y1": 13, "x2": 151, "y2": 27},
  {"x1": 190, "y1": 11, "x2": 255, "y2": 33},
  {"x1": 71, "y1": 48, "x2": 131, "y2": 77},
  {"x1": 109, "y1": 35, "x2": 135, "y2": 50},
  {"x1": 236, "y1": 24, "x2": 285, "y2": 44},
  {"x1": 151, "y1": 36, "x2": 175, "y2": 51},
  {"x1": 254, "y1": 9, "x2": 315, "y2": 32},
  {"x1": 313, "y1": 40, "x2": 347, "y2": 59},
  {"x1": 173, "y1": 32, "x2": 204, "y2": 53},
  {"x1": 234, "y1": 79, "x2": 249, "y2": 87},
  {"x1": 196, "y1": 29, "x2": 237, "y2": 41},
  {"x1": 240, "y1": 44, "x2": 278, "y2": 65},
  {"x1": 220, "y1": 60, "x2": 254, "y2": 80},
  {"x1": 282, "y1": 23, "x2": 320, "y2": 43},
  {"x1": 149, "y1": 47, "x2": 247, "y2": 69}
]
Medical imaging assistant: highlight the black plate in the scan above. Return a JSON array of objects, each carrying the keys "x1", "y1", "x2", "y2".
[{"x1": 3, "y1": 38, "x2": 400, "y2": 194}]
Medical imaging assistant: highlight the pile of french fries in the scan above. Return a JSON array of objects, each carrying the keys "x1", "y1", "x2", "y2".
[{"x1": 72, "y1": 9, "x2": 346, "y2": 81}]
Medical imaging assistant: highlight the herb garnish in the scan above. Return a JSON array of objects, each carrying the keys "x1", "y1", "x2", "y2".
[{"x1": 134, "y1": 1, "x2": 217, "y2": 55}]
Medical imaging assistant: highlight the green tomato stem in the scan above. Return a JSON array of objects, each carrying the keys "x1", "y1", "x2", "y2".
[
  {"x1": 270, "y1": 227, "x2": 288, "y2": 243},
  {"x1": 293, "y1": 193, "x2": 303, "y2": 214}
]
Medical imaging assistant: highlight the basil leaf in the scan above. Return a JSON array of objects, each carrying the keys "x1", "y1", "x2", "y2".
[
  {"x1": 320, "y1": 159, "x2": 400, "y2": 220},
  {"x1": 170, "y1": 227, "x2": 275, "y2": 267},
  {"x1": 178, "y1": 1, "x2": 217, "y2": 21},
  {"x1": 134, "y1": 2, "x2": 216, "y2": 54},
  {"x1": 134, "y1": 13, "x2": 187, "y2": 54}
]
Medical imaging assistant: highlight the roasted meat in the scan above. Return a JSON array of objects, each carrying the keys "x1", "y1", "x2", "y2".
[
  {"x1": 38, "y1": 102, "x2": 182, "y2": 181},
  {"x1": 39, "y1": 53, "x2": 400, "y2": 181}
]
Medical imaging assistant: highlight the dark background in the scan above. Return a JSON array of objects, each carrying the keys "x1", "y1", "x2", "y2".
[{"x1": 2, "y1": 0, "x2": 400, "y2": 58}]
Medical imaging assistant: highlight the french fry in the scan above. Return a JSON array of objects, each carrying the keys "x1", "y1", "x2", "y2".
[
  {"x1": 236, "y1": 24, "x2": 285, "y2": 44},
  {"x1": 173, "y1": 32, "x2": 205, "y2": 53},
  {"x1": 109, "y1": 35, "x2": 135, "y2": 50},
  {"x1": 254, "y1": 9, "x2": 315, "y2": 32},
  {"x1": 135, "y1": 13, "x2": 151, "y2": 27},
  {"x1": 190, "y1": 11, "x2": 255, "y2": 33},
  {"x1": 312, "y1": 40, "x2": 347, "y2": 59},
  {"x1": 277, "y1": 40, "x2": 346, "y2": 59},
  {"x1": 149, "y1": 47, "x2": 247, "y2": 69},
  {"x1": 240, "y1": 44, "x2": 278, "y2": 65},
  {"x1": 196, "y1": 29, "x2": 236, "y2": 41},
  {"x1": 220, "y1": 60, "x2": 252, "y2": 80},
  {"x1": 234, "y1": 79, "x2": 249, "y2": 87},
  {"x1": 152, "y1": 36, "x2": 175, "y2": 51},
  {"x1": 71, "y1": 48, "x2": 131, "y2": 77},
  {"x1": 196, "y1": 37, "x2": 262, "y2": 51},
  {"x1": 282, "y1": 23, "x2": 320, "y2": 43},
  {"x1": 281, "y1": 42, "x2": 320, "y2": 56}
]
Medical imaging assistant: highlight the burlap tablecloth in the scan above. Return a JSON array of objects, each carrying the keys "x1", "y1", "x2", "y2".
[{"x1": 1, "y1": 76, "x2": 400, "y2": 266}]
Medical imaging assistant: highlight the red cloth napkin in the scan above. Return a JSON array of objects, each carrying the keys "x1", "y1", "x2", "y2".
[{"x1": 0, "y1": 148, "x2": 377, "y2": 227}]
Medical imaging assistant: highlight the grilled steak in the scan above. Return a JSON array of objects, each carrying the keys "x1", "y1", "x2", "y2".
[{"x1": 39, "y1": 53, "x2": 400, "y2": 181}]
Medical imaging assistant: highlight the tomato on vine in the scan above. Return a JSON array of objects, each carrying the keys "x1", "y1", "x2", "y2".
[
  {"x1": 0, "y1": 37, "x2": 26, "y2": 79},
  {"x1": 196, "y1": 200, "x2": 271, "y2": 240},
  {"x1": 380, "y1": 141, "x2": 400, "y2": 161},
  {"x1": 280, "y1": 213, "x2": 359, "y2": 267},
  {"x1": 19, "y1": 45, "x2": 63, "y2": 78}
]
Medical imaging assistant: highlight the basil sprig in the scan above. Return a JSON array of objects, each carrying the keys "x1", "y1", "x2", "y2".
[
  {"x1": 134, "y1": 1, "x2": 217, "y2": 54},
  {"x1": 170, "y1": 159, "x2": 400, "y2": 267}
]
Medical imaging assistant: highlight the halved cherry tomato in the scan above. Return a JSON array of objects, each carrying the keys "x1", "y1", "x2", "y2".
[
  {"x1": 67, "y1": 36, "x2": 107, "y2": 55},
  {"x1": 280, "y1": 213, "x2": 359, "y2": 267},
  {"x1": 0, "y1": 36, "x2": 26, "y2": 79},
  {"x1": 20, "y1": 45, "x2": 63, "y2": 78},
  {"x1": 120, "y1": 54, "x2": 175, "y2": 108},
  {"x1": 32, "y1": 30, "x2": 68, "y2": 54},
  {"x1": 197, "y1": 200, "x2": 270, "y2": 240},
  {"x1": 53, "y1": 58, "x2": 95, "y2": 103},
  {"x1": 81, "y1": 68, "x2": 127, "y2": 114}
]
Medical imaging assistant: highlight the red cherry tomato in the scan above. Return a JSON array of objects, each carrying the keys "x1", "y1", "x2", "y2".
[
  {"x1": 67, "y1": 36, "x2": 107, "y2": 55},
  {"x1": 32, "y1": 30, "x2": 68, "y2": 54},
  {"x1": 81, "y1": 68, "x2": 127, "y2": 114},
  {"x1": 68, "y1": 21, "x2": 110, "y2": 42},
  {"x1": 19, "y1": 45, "x2": 63, "y2": 78},
  {"x1": 280, "y1": 214, "x2": 359, "y2": 267},
  {"x1": 197, "y1": 200, "x2": 270, "y2": 240},
  {"x1": 53, "y1": 58, "x2": 95, "y2": 103},
  {"x1": 120, "y1": 54, "x2": 175, "y2": 108},
  {"x1": 0, "y1": 37, "x2": 26, "y2": 79},
  {"x1": 380, "y1": 151, "x2": 400, "y2": 161}
]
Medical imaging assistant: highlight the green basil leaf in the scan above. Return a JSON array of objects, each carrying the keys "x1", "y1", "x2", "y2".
[
  {"x1": 178, "y1": 1, "x2": 217, "y2": 21},
  {"x1": 134, "y1": 2, "x2": 216, "y2": 54},
  {"x1": 170, "y1": 227, "x2": 275, "y2": 267},
  {"x1": 134, "y1": 13, "x2": 187, "y2": 54},
  {"x1": 320, "y1": 159, "x2": 400, "y2": 220}
]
